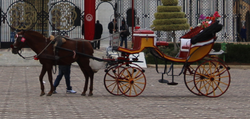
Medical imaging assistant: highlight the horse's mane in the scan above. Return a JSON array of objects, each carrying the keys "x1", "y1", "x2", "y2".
[{"x1": 24, "y1": 30, "x2": 48, "y2": 40}]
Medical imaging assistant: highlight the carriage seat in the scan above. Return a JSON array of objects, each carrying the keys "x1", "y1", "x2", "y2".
[
  {"x1": 178, "y1": 37, "x2": 216, "y2": 59},
  {"x1": 178, "y1": 38, "x2": 191, "y2": 58}
]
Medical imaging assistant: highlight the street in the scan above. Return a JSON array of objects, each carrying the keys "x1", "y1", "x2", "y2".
[{"x1": 0, "y1": 65, "x2": 249, "y2": 118}]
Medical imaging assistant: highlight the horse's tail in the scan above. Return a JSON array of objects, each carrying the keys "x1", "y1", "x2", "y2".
[{"x1": 89, "y1": 59, "x2": 105, "y2": 73}]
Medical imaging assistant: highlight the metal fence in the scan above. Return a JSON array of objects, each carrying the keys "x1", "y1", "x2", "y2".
[
  {"x1": 0, "y1": 0, "x2": 248, "y2": 48},
  {"x1": 117, "y1": 0, "x2": 249, "y2": 43},
  {"x1": 0, "y1": 0, "x2": 86, "y2": 48}
]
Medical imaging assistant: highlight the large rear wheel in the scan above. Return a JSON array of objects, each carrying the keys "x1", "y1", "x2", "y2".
[
  {"x1": 184, "y1": 64, "x2": 202, "y2": 96},
  {"x1": 194, "y1": 60, "x2": 231, "y2": 97}
]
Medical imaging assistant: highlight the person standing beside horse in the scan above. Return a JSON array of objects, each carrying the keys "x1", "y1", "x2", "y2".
[
  {"x1": 119, "y1": 20, "x2": 129, "y2": 48},
  {"x1": 53, "y1": 64, "x2": 76, "y2": 94},
  {"x1": 94, "y1": 20, "x2": 103, "y2": 49}
]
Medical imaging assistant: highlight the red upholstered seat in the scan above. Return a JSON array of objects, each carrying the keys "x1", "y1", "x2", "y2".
[{"x1": 181, "y1": 45, "x2": 190, "y2": 49}]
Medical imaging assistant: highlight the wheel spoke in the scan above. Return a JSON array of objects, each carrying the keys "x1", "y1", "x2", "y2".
[
  {"x1": 107, "y1": 81, "x2": 117, "y2": 88},
  {"x1": 132, "y1": 85, "x2": 138, "y2": 95},
  {"x1": 212, "y1": 81, "x2": 224, "y2": 94},
  {"x1": 214, "y1": 79, "x2": 229, "y2": 86},
  {"x1": 134, "y1": 75, "x2": 144, "y2": 82},
  {"x1": 118, "y1": 66, "x2": 146, "y2": 97},
  {"x1": 134, "y1": 83, "x2": 143, "y2": 91},
  {"x1": 106, "y1": 72, "x2": 117, "y2": 79}
]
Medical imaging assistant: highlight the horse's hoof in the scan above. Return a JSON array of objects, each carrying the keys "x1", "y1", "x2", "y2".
[
  {"x1": 88, "y1": 93, "x2": 93, "y2": 96},
  {"x1": 46, "y1": 93, "x2": 52, "y2": 96},
  {"x1": 40, "y1": 92, "x2": 45, "y2": 96},
  {"x1": 81, "y1": 93, "x2": 86, "y2": 96}
]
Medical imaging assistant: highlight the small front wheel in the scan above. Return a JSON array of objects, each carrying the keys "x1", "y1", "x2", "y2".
[
  {"x1": 104, "y1": 65, "x2": 125, "y2": 96},
  {"x1": 118, "y1": 66, "x2": 146, "y2": 97}
]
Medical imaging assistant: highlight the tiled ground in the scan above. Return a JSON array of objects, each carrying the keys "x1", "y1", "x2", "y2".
[{"x1": 0, "y1": 66, "x2": 249, "y2": 118}]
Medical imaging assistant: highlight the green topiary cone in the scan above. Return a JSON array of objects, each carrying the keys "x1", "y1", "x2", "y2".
[{"x1": 152, "y1": 0, "x2": 189, "y2": 31}]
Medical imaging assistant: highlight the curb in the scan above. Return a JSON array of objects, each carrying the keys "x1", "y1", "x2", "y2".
[{"x1": 147, "y1": 64, "x2": 250, "y2": 69}]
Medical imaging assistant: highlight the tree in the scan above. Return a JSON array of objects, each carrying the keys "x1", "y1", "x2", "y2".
[{"x1": 151, "y1": 0, "x2": 189, "y2": 51}]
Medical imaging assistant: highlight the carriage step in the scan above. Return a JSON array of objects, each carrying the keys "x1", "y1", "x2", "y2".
[
  {"x1": 167, "y1": 82, "x2": 178, "y2": 85},
  {"x1": 158, "y1": 79, "x2": 179, "y2": 85},
  {"x1": 158, "y1": 79, "x2": 169, "y2": 83}
]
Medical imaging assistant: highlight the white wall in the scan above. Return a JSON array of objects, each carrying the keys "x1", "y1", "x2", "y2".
[{"x1": 96, "y1": 2, "x2": 114, "y2": 38}]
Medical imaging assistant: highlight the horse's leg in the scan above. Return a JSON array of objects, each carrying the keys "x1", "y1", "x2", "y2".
[
  {"x1": 39, "y1": 66, "x2": 46, "y2": 96},
  {"x1": 77, "y1": 61, "x2": 90, "y2": 96},
  {"x1": 88, "y1": 71, "x2": 94, "y2": 96},
  {"x1": 82, "y1": 72, "x2": 89, "y2": 96},
  {"x1": 81, "y1": 69, "x2": 94, "y2": 96},
  {"x1": 46, "y1": 65, "x2": 54, "y2": 96}
]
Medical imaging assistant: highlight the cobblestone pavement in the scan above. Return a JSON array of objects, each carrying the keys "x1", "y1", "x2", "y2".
[
  {"x1": 0, "y1": 65, "x2": 249, "y2": 118},
  {"x1": 0, "y1": 42, "x2": 250, "y2": 118}
]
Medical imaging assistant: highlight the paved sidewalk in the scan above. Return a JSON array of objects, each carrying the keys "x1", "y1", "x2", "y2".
[
  {"x1": 0, "y1": 66, "x2": 249, "y2": 118},
  {"x1": 0, "y1": 42, "x2": 250, "y2": 118}
]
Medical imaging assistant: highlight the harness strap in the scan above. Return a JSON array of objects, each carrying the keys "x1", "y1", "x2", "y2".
[{"x1": 73, "y1": 50, "x2": 76, "y2": 59}]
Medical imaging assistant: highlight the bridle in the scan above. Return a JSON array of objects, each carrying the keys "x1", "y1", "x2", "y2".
[
  {"x1": 11, "y1": 34, "x2": 32, "y2": 59},
  {"x1": 11, "y1": 34, "x2": 54, "y2": 60}
]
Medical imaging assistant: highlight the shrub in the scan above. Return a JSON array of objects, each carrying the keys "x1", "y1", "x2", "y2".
[{"x1": 144, "y1": 43, "x2": 250, "y2": 64}]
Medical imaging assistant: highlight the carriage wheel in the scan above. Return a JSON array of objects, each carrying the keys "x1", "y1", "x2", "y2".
[
  {"x1": 184, "y1": 61, "x2": 217, "y2": 96},
  {"x1": 104, "y1": 65, "x2": 125, "y2": 96},
  {"x1": 194, "y1": 60, "x2": 231, "y2": 97},
  {"x1": 184, "y1": 64, "x2": 202, "y2": 96},
  {"x1": 118, "y1": 66, "x2": 146, "y2": 97}
]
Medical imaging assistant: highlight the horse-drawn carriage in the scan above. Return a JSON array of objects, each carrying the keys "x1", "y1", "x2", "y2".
[
  {"x1": 11, "y1": 17, "x2": 230, "y2": 98},
  {"x1": 103, "y1": 20, "x2": 230, "y2": 98}
]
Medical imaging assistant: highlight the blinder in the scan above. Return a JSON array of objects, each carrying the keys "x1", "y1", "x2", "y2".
[
  {"x1": 16, "y1": 34, "x2": 26, "y2": 42},
  {"x1": 11, "y1": 34, "x2": 26, "y2": 49}
]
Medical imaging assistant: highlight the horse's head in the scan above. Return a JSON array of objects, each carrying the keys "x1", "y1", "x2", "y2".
[{"x1": 11, "y1": 31, "x2": 27, "y2": 54}]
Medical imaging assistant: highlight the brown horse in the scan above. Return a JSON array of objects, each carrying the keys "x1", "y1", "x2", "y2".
[{"x1": 11, "y1": 30, "x2": 96, "y2": 96}]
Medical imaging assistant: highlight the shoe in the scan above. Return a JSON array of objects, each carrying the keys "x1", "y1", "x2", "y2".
[
  {"x1": 66, "y1": 90, "x2": 77, "y2": 94},
  {"x1": 53, "y1": 90, "x2": 57, "y2": 94}
]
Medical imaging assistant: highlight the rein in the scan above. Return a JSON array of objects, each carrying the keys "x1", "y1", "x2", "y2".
[
  {"x1": 17, "y1": 51, "x2": 33, "y2": 60},
  {"x1": 18, "y1": 39, "x2": 54, "y2": 60}
]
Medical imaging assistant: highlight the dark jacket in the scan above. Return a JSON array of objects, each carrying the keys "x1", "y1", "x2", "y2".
[
  {"x1": 94, "y1": 22, "x2": 103, "y2": 39},
  {"x1": 108, "y1": 21, "x2": 118, "y2": 34},
  {"x1": 120, "y1": 25, "x2": 128, "y2": 38}
]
